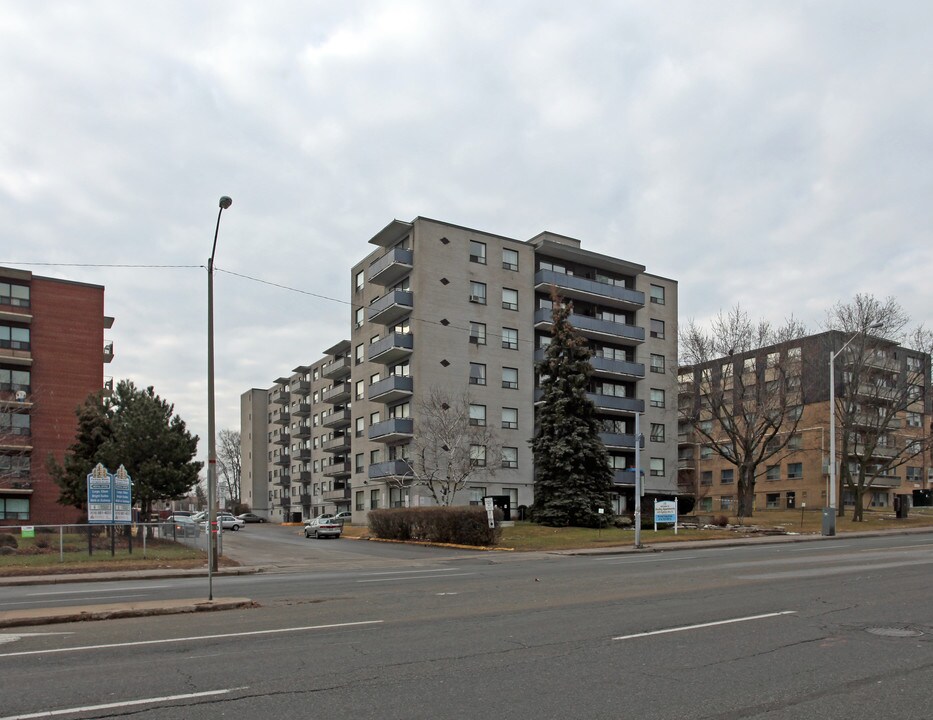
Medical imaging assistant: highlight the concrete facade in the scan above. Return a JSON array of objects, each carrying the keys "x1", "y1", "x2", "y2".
[
  {"x1": 242, "y1": 217, "x2": 679, "y2": 523},
  {"x1": 0, "y1": 266, "x2": 113, "y2": 525}
]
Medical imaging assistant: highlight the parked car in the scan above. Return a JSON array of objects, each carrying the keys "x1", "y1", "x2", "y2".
[
  {"x1": 304, "y1": 516, "x2": 342, "y2": 539},
  {"x1": 332, "y1": 511, "x2": 352, "y2": 524},
  {"x1": 163, "y1": 516, "x2": 200, "y2": 538},
  {"x1": 199, "y1": 513, "x2": 243, "y2": 531},
  {"x1": 236, "y1": 512, "x2": 266, "y2": 523}
]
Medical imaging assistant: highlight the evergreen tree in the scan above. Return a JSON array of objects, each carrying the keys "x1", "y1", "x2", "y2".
[
  {"x1": 531, "y1": 297, "x2": 613, "y2": 527},
  {"x1": 50, "y1": 380, "x2": 202, "y2": 520}
]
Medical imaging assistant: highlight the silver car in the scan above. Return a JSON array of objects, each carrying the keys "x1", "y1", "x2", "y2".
[{"x1": 304, "y1": 516, "x2": 342, "y2": 539}]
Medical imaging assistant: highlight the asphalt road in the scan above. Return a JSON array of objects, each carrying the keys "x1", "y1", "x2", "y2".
[{"x1": 1, "y1": 532, "x2": 931, "y2": 719}]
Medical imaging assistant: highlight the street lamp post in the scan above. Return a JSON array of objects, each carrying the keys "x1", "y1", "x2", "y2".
[
  {"x1": 634, "y1": 412, "x2": 643, "y2": 548},
  {"x1": 207, "y1": 196, "x2": 232, "y2": 600},
  {"x1": 826, "y1": 324, "x2": 881, "y2": 536}
]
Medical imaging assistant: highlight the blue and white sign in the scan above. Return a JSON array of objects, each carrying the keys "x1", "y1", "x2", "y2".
[
  {"x1": 87, "y1": 463, "x2": 134, "y2": 524},
  {"x1": 654, "y1": 500, "x2": 678, "y2": 533}
]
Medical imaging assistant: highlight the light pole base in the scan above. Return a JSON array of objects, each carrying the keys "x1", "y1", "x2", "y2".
[{"x1": 821, "y1": 508, "x2": 836, "y2": 536}]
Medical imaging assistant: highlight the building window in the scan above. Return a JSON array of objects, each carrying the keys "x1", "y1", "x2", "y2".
[
  {"x1": 502, "y1": 248, "x2": 518, "y2": 271},
  {"x1": 469, "y1": 281, "x2": 487, "y2": 304},
  {"x1": 766, "y1": 493, "x2": 780, "y2": 509},
  {"x1": 649, "y1": 423, "x2": 665, "y2": 442},
  {"x1": 389, "y1": 402, "x2": 410, "y2": 419},
  {"x1": 469, "y1": 240, "x2": 486, "y2": 264},
  {"x1": 0, "y1": 282, "x2": 30, "y2": 308},
  {"x1": 649, "y1": 284, "x2": 665, "y2": 305},
  {"x1": 355, "y1": 380, "x2": 365, "y2": 401},
  {"x1": 650, "y1": 458, "x2": 665, "y2": 477},
  {"x1": 907, "y1": 467, "x2": 922, "y2": 482},
  {"x1": 370, "y1": 489, "x2": 380, "y2": 510},
  {"x1": 370, "y1": 411, "x2": 380, "y2": 425},
  {"x1": 502, "y1": 367, "x2": 518, "y2": 389},
  {"x1": 501, "y1": 407, "x2": 518, "y2": 429},
  {"x1": 650, "y1": 319, "x2": 665, "y2": 339},
  {"x1": 787, "y1": 347, "x2": 801, "y2": 361},
  {"x1": 495, "y1": 288, "x2": 517, "y2": 312},
  {"x1": 700, "y1": 471, "x2": 713, "y2": 485},
  {"x1": 787, "y1": 434, "x2": 802, "y2": 451},
  {"x1": 650, "y1": 388, "x2": 665, "y2": 408},
  {"x1": 650, "y1": 354, "x2": 665, "y2": 374},
  {"x1": 370, "y1": 449, "x2": 382, "y2": 465},
  {"x1": 469, "y1": 404, "x2": 486, "y2": 426},
  {"x1": 907, "y1": 411, "x2": 922, "y2": 428},
  {"x1": 0, "y1": 326, "x2": 30, "y2": 350},
  {"x1": 470, "y1": 444, "x2": 487, "y2": 467},
  {"x1": 766, "y1": 465, "x2": 780, "y2": 481},
  {"x1": 354, "y1": 307, "x2": 364, "y2": 328},
  {"x1": 355, "y1": 343, "x2": 364, "y2": 365},
  {"x1": 501, "y1": 447, "x2": 518, "y2": 469},
  {"x1": 355, "y1": 454, "x2": 364, "y2": 473},
  {"x1": 787, "y1": 463, "x2": 803, "y2": 479},
  {"x1": 469, "y1": 362, "x2": 486, "y2": 386},
  {"x1": 355, "y1": 271, "x2": 365, "y2": 292},
  {"x1": 469, "y1": 322, "x2": 486, "y2": 345},
  {"x1": 502, "y1": 327, "x2": 518, "y2": 350},
  {"x1": 0, "y1": 497, "x2": 29, "y2": 520},
  {"x1": 721, "y1": 469, "x2": 734, "y2": 484},
  {"x1": 355, "y1": 417, "x2": 364, "y2": 438}
]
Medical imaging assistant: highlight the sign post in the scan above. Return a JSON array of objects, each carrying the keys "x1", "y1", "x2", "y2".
[
  {"x1": 484, "y1": 497, "x2": 495, "y2": 529},
  {"x1": 654, "y1": 500, "x2": 678, "y2": 534},
  {"x1": 86, "y1": 463, "x2": 134, "y2": 556}
]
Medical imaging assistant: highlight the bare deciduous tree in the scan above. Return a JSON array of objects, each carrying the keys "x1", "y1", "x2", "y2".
[
  {"x1": 825, "y1": 294, "x2": 933, "y2": 521},
  {"x1": 389, "y1": 387, "x2": 500, "y2": 506},
  {"x1": 680, "y1": 305, "x2": 810, "y2": 517},
  {"x1": 216, "y1": 428, "x2": 241, "y2": 507}
]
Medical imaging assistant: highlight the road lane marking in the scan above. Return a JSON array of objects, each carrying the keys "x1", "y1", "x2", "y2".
[
  {"x1": 0, "y1": 620, "x2": 383, "y2": 659},
  {"x1": 0, "y1": 595, "x2": 149, "y2": 608},
  {"x1": 785, "y1": 543, "x2": 848, "y2": 552},
  {"x1": 859, "y1": 544, "x2": 932, "y2": 552},
  {"x1": 357, "y1": 573, "x2": 475, "y2": 583},
  {"x1": 613, "y1": 611, "x2": 796, "y2": 641},
  {"x1": 357, "y1": 568, "x2": 458, "y2": 576},
  {"x1": 0, "y1": 687, "x2": 248, "y2": 720},
  {"x1": 27, "y1": 585, "x2": 168, "y2": 596},
  {"x1": 0, "y1": 632, "x2": 73, "y2": 646},
  {"x1": 599, "y1": 555, "x2": 698, "y2": 564}
]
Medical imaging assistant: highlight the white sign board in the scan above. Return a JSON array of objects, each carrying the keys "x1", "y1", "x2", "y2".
[
  {"x1": 86, "y1": 463, "x2": 134, "y2": 524},
  {"x1": 484, "y1": 497, "x2": 495, "y2": 528},
  {"x1": 654, "y1": 500, "x2": 678, "y2": 533}
]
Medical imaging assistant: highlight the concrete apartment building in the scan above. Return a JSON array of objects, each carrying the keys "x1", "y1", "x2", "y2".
[
  {"x1": 242, "y1": 217, "x2": 678, "y2": 523},
  {"x1": 677, "y1": 331, "x2": 932, "y2": 514},
  {"x1": 0, "y1": 266, "x2": 114, "y2": 525}
]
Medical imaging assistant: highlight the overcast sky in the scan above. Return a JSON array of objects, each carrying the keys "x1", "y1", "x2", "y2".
[{"x1": 3, "y1": 1, "x2": 931, "y2": 465}]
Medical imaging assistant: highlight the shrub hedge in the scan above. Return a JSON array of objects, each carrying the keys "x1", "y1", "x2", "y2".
[{"x1": 368, "y1": 506, "x2": 503, "y2": 546}]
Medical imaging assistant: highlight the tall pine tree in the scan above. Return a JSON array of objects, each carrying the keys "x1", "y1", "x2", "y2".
[{"x1": 531, "y1": 296, "x2": 613, "y2": 527}]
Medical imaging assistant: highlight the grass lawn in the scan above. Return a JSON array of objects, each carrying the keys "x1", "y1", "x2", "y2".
[{"x1": 0, "y1": 531, "x2": 225, "y2": 576}]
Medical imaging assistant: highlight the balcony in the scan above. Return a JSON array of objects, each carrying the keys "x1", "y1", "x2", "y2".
[
  {"x1": 274, "y1": 454, "x2": 290, "y2": 466},
  {"x1": 291, "y1": 402, "x2": 311, "y2": 417},
  {"x1": 534, "y1": 349, "x2": 644, "y2": 379},
  {"x1": 271, "y1": 389, "x2": 290, "y2": 405},
  {"x1": 323, "y1": 485, "x2": 351, "y2": 501},
  {"x1": 322, "y1": 435, "x2": 351, "y2": 453},
  {"x1": 103, "y1": 340, "x2": 114, "y2": 363},
  {"x1": 322, "y1": 356, "x2": 352, "y2": 380},
  {"x1": 367, "y1": 289, "x2": 413, "y2": 325},
  {"x1": 368, "y1": 375, "x2": 413, "y2": 404},
  {"x1": 587, "y1": 392, "x2": 645, "y2": 415},
  {"x1": 369, "y1": 247, "x2": 414, "y2": 287},
  {"x1": 534, "y1": 308, "x2": 645, "y2": 345},
  {"x1": 323, "y1": 382, "x2": 351, "y2": 404},
  {"x1": 323, "y1": 460, "x2": 351, "y2": 477},
  {"x1": 368, "y1": 460, "x2": 414, "y2": 479},
  {"x1": 293, "y1": 424, "x2": 311, "y2": 439},
  {"x1": 300, "y1": 494, "x2": 313, "y2": 505},
  {"x1": 322, "y1": 407, "x2": 351, "y2": 428},
  {"x1": 290, "y1": 380, "x2": 311, "y2": 395},
  {"x1": 273, "y1": 430, "x2": 290, "y2": 446},
  {"x1": 368, "y1": 332, "x2": 414, "y2": 364},
  {"x1": 870, "y1": 476, "x2": 902, "y2": 488},
  {"x1": 279, "y1": 498, "x2": 291, "y2": 508},
  {"x1": 294, "y1": 448, "x2": 311, "y2": 462},
  {"x1": 273, "y1": 412, "x2": 290, "y2": 425},
  {"x1": 598, "y1": 432, "x2": 641, "y2": 450},
  {"x1": 368, "y1": 418, "x2": 414, "y2": 442},
  {"x1": 534, "y1": 269, "x2": 645, "y2": 311},
  {"x1": 611, "y1": 469, "x2": 638, "y2": 486},
  {"x1": 273, "y1": 474, "x2": 291, "y2": 487}
]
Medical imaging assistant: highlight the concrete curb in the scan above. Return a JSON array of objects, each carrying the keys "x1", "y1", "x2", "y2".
[
  {"x1": 0, "y1": 597, "x2": 258, "y2": 629},
  {"x1": 0, "y1": 566, "x2": 264, "y2": 587}
]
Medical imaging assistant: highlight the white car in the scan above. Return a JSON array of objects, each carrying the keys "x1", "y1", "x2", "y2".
[{"x1": 199, "y1": 513, "x2": 243, "y2": 531}]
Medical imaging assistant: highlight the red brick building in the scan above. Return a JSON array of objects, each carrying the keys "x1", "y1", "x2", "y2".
[{"x1": 1, "y1": 266, "x2": 113, "y2": 525}]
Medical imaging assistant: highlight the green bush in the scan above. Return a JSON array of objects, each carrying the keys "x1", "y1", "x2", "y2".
[
  {"x1": 0, "y1": 533, "x2": 17, "y2": 549},
  {"x1": 368, "y1": 506, "x2": 503, "y2": 546}
]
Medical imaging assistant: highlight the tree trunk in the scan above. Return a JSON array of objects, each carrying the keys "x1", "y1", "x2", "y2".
[
  {"x1": 851, "y1": 486, "x2": 865, "y2": 522},
  {"x1": 737, "y1": 465, "x2": 755, "y2": 518}
]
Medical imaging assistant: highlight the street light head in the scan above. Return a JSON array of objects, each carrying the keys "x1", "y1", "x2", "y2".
[
  {"x1": 219, "y1": 196, "x2": 233, "y2": 210},
  {"x1": 868, "y1": 322, "x2": 883, "y2": 331}
]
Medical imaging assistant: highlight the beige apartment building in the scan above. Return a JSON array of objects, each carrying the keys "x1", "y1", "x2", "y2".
[
  {"x1": 242, "y1": 217, "x2": 678, "y2": 523},
  {"x1": 678, "y1": 332, "x2": 932, "y2": 514}
]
